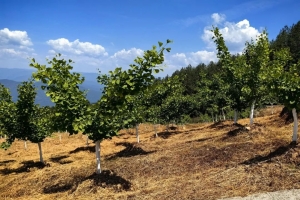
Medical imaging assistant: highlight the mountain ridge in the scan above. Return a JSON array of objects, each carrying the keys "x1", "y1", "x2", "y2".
[{"x1": 0, "y1": 68, "x2": 103, "y2": 106}]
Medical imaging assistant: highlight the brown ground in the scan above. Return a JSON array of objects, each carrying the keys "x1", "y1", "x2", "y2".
[{"x1": 1, "y1": 105, "x2": 300, "y2": 200}]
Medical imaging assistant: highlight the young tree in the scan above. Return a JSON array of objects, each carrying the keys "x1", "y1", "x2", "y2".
[
  {"x1": 31, "y1": 40, "x2": 172, "y2": 174},
  {"x1": 0, "y1": 84, "x2": 15, "y2": 149},
  {"x1": 212, "y1": 28, "x2": 272, "y2": 125},
  {"x1": 242, "y1": 31, "x2": 270, "y2": 125},
  {"x1": 1, "y1": 81, "x2": 53, "y2": 162},
  {"x1": 265, "y1": 48, "x2": 300, "y2": 142}
]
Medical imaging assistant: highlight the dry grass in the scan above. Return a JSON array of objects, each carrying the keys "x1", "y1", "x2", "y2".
[{"x1": 1, "y1": 105, "x2": 300, "y2": 200}]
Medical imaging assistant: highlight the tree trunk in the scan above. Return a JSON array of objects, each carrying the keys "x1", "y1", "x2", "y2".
[
  {"x1": 271, "y1": 103, "x2": 274, "y2": 115},
  {"x1": 154, "y1": 124, "x2": 158, "y2": 137},
  {"x1": 250, "y1": 100, "x2": 255, "y2": 125},
  {"x1": 222, "y1": 108, "x2": 226, "y2": 121},
  {"x1": 59, "y1": 134, "x2": 62, "y2": 142},
  {"x1": 95, "y1": 140, "x2": 101, "y2": 174},
  {"x1": 136, "y1": 124, "x2": 140, "y2": 143},
  {"x1": 24, "y1": 141, "x2": 27, "y2": 150},
  {"x1": 292, "y1": 108, "x2": 298, "y2": 142},
  {"x1": 234, "y1": 109, "x2": 238, "y2": 124},
  {"x1": 38, "y1": 142, "x2": 44, "y2": 163},
  {"x1": 86, "y1": 136, "x2": 89, "y2": 146}
]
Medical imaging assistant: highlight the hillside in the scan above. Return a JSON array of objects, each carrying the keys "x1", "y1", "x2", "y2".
[
  {"x1": 0, "y1": 106, "x2": 300, "y2": 199},
  {"x1": 0, "y1": 68, "x2": 104, "y2": 105}
]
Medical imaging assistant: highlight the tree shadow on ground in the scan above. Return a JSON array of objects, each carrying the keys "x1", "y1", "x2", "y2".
[
  {"x1": 69, "y1": 146, "x2": 95, "y2": 154},
  {"x1": 0, "y1": 160, "x2": 48, "y2": 175},
  {"x1": 0, "y1": 159, "x2": 15, "y2": 166},
  {"x1": 107, "y1": 142, "x2": 155, "y2": 160},
  {"x1": 188, "y1": 126, "x2": 210, "y2": 132},
  {"x1": 87, "y1": 170, "x2": 131, "y2": 191},
  {"x1": 241, "y1": 142, "x2": 297, "y2": 165},
  {"x1": 186, "y1": 136, "x2": 218, "y2": 144},
  {"x1": 43, "y1": 183, "x2": 73, "y2": 194},
  {"x1": 50, "y1": 155, "x2": 73, "y2": 165},
  {"x1": 208, "y1": 121, "x2": 232, "y2": 130},
  {"x1": 157, "y1": 131, "x2": 181, "y2": 139},
  {"x1": 222, "y1": 123, "x2": 249, "y2": 140},
  {"x1": 43, "y1": 169, "x2": 131, "y2": 194}
]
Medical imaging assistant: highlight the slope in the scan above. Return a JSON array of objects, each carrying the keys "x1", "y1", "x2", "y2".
[{"x1": 0, "y1": 105, "x2": 299, "y2": 200}]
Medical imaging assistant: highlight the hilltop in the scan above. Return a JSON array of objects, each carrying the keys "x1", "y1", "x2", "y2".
[{"x1": 0, "y1": 105, "x2": 299, "y2": 200}]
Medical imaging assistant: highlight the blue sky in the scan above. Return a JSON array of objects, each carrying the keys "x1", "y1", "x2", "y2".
[{"x1": 0, "y1": 0, "x2": 299, "y2": 76}]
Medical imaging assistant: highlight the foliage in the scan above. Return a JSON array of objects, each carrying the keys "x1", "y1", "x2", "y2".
[
  {"x1": 0, "y1": 84, "x2": 16, "y2": 140},
  {"x1": 30, "y1": 56, "x2": 91, "y2": 134},
  {"x1": 266, "y1": 48, "x2": 300, "y2": 110},
  {"x1": 0, "y1": 81, "x2": 52, "y2": 150}
]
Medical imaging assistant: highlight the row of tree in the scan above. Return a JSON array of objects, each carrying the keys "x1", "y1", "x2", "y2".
[
  {"x1": 0, "y1": 40, "x2": 173, "y2": 174},
  {"x1": 1, "y1": 21, "x2": 299, "y2": 174}
]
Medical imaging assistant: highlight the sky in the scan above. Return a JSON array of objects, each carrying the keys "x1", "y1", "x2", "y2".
[{"x1": 0, "y1": 0, "x2": 299, "y2": 77}]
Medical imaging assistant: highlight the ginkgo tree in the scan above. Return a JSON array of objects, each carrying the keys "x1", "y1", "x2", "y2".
[
  {"x1": 265, "y1": 48, "x2": 300, "y2": 142},
  {"x1": 0, "y1": 84, "x2": 15, "y2": 149},
  {"x1": 242, "y1": 31, "x2": 270, "y2": 125},
  {"x1": 213, "y1": 29, "x2": 273, "y2": 125},
  {"x1": 0, "y1": 81, "x2": 53, "y2": 162},
  {"x1": 31, "y1": 40, "x2": 172, "y2": 174}
]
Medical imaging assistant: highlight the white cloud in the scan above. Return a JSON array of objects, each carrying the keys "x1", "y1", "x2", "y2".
[
  {"x1": 0, "y1": 48, "x2": 29, "y2": 58},
  {"x1": 211, "y1": 13, "x2": 225, "y2": 24},
  {"x1": 47, "y1": 38, "x2": 107, "y2": 56},
  {"x1": 44, "y1": 47, "x2": 145, "y2": 73},
  {"x1": 0, "y1": 28, "x2": 32, "y2": 46},
  {"x1": 0, "y1": 28, "x2": 35, "y2": 60},
  {"x1": 110, "y1": 48, "x2": 144, "y2": 60},
  {"x1": 202, "y1": 13, "x2": 261, "y2": 54},
  {"x1": 162, "y1": 51, "x2": 217, "y2": 75},
  {"x1": 48, "y1": 49, "x2": 56, "y2": 54}
]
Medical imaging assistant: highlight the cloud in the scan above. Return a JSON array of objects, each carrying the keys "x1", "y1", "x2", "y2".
[
  {"x1": 0, "y1": 48, "x2": 29, "y2": 59},
  {"x1": 110, "y1": 48, "x2": 144, "y2": 60},
  {"x1": 211, "y1": 13, "x2": 225, "y2": 24},
  {"x1": 202, "y1": 13, "x2": 261, "y2": 54},
  {"x1": 0, "y1": 28, "x2": 35, "y2": 59},
  {"x1": 162, "y1": 51, "x2": 217, "y2": 75},
  {"x1": 0, "y1": 28, "x2": 32, "y2": 46},
  {"x1": 47, "y1": 38, "x2": 107, "y2": 56},
  {"x1": 48, "y1": 49, "x2": 56, "y2": 54},
  {"x1": 44, "y1": 47, "x2": 145, "y2": 73},
  {"x1": 179, "y1": 0, "x2": 287, "y2": 27}
]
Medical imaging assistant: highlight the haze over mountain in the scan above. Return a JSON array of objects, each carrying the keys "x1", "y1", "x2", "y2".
[{"x1": 0, "y1": 68, "x2": 103, "y2": 106}]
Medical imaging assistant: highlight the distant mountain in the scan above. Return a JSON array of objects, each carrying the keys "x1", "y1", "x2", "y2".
[
  {"x1": 0, "y1": 68, "x2": 104, "y2": 106},
  {"x1": 0, "y1": 79, "x2": 54, "y2": 106}
]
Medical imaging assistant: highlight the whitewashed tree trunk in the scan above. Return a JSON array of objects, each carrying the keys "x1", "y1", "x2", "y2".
[
  {"x1": 292, "y1": 108, "x2": 298, "y2": 142},
  {"x1": 59, "y1": 134, "x2": 62, "y2": 142},
  {"x1": 234, "y1": 109, "x2": 238, "y2": 124},
  {"x1": 250, "y1": 100, "x2": 255, "y2": 125},
  {"x1": 38, "y1": 142, "x2": 44, "y2": 163},
  {"x1": 271, "y1": 103, "x2": 274, "y2": 115},
  {"x1": 95, "y1": 140, "x2": 101, "y2": 174},
  {"x1": 136, "y1": 124, "x2": 140, "y2": 143},
  {"x1": 24, "y1": 141, "x2": 27, "y2": 150},
  {"x1": 222, "y1": 108, "x2": 226, "y2": 121},
  {"x1": 154, "y1": 124, "x2": 158, "y2": 137}
]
